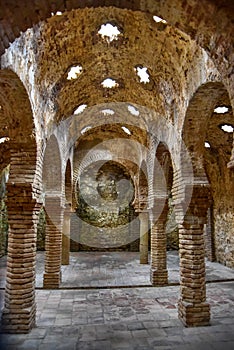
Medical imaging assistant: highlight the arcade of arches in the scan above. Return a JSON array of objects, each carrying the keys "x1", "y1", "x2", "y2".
[{"x1": 0, "y1": 0, "x2": 233, "y2": 334}]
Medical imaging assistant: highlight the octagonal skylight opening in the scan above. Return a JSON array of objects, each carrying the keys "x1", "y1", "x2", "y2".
[
  {"x1": 98, "y1": 23, "x2": 121, "y2": 42},
  {"x1": 122, "y1": 126, "x2": 131, "y2": 135},
  {"x1": 128, "y1": 105, "x2": 139, "y2": 116},
  {"x1": 101, "y1": 78, "x2": 119, "y2": 88},
  {"x1": 74, "y1": 104, "x2": 87, "y2": 115},
  {"x1": 214, "y1": 106, "x2": 229, "y2": 114},
  {"x1": 153, "y1": 15, "x2": 167, "y2": 24},
  {"x1": 220, "y1": 124, "x2": 234, "y2": 133},
  {"x1": 0, "y1": 137, "x2": 10, "y2": 144},
  {"x1": 102, "y1": 109, "x2": 115, "y2": 115},
  {"x1": 135, "y1": 66, "x2": 150, "y2": 84},
  {"x1": 205, "y1": 141, "x2": 211, "y2": 148},
  {"x1": 67, "y1": 65, "x2": 83, "y2": 80},
  {"x1": 81, "y1": 126, "x2": 92, "y2": 135},
  {"x1": 51, "y1": 11, "x2": 63, "y2": 16}
]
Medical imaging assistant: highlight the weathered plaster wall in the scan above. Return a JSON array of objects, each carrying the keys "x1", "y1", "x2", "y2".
[
  {"x1": 0, "y1": 5, "x2": 233, "y2": 266},
  {"x1": 204, "y1": 100, "x2": 234, "y2": 267}
]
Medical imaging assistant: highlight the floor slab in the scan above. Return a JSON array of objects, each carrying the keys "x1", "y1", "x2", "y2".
[
  {"x1": 1, "y1": 251, "x2": 234, "y2": 289},
  {"x1": 0, "y1": 251, "x2": 234, "y2": 349}
]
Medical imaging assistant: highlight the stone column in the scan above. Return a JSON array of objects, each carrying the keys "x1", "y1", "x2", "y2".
[
  {"x1": 139, "y1": 211, "x2": 149, "y2": 264},
  {"x1": 62, "y1": 203, "x2": 71, "y2": 265},
  {"x1": 43, "y1": 196, "x2": 64, "y2": 288},
  {"x1": 203, "y1": 206, "x2": 215, "y2": 262},
  {"x1": 1, "y1": 184, "x2": 38, "y2": 333},
  {"x1": 1, "y1": 141, "x2": 41, "y2": 333},
  {"x1": 178, "y1": 186, "x2": 210, "y2": 327},
  {"x1": 150, "y1": 200, "x2": 168, "y2": 286}
]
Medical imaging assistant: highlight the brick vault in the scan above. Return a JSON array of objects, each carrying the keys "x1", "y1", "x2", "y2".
[{"x1": 0, "y1": 0, "x2": 233, "y2": 333}]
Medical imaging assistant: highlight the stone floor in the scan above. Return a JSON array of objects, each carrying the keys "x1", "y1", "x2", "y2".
[
  {"x1": 0, "y1": 251, "x2": 234, "y2": 349},
  {"x1": 1, "y1": 251, "x2": 234, "y2": 289}
]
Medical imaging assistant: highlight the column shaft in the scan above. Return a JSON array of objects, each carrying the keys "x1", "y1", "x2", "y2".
[
  {"x1": 43, "y1": 196, "x2": 64, "y2": 288},
  {"x1": 139, "y1": 212, "x2": 149, "y2": 264},
  {"x1": 150, "y1": 203, "x2": 168, "y2": 286},
  {"x1": 62, "y1": 204, "x2": 71, "y2": 265},
  {"x1": 2, "y1": 184, "x2": 38, "y2": 333},
  {"x1": 178, "y1": 221, "x2": 210, "y2": 326}
]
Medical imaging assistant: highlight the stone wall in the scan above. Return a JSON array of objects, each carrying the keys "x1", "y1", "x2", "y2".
[
  {"x1": 165, "y1": 197, "x2": 179, "y2": 251},
  {"x1": 0, "y1": 166, "x2": 9, "y2": 257},
  {"x1": 36, "y1": 207, "x2": 46, "y2": 251},
  {"x1": 204, "y1": 104, "x2": 234, "y2": 268},
  {"x1": 73, "y1": 161, "x2": 138, "y2": 251},
  {"x1": 214, "y1": 210, "x2": 234, "y2": 268},
  {"x1": 0, "y1": 199, "x2": 8, "y2": 257}
]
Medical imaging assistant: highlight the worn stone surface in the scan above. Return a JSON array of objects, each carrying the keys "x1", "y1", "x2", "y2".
[
  {"x1": 0, "y1": 1, "x2": 233, "y2": 333},
  {"x1": 204, "y1": 104, "x2": 234, "y2": 267},
  {"x1": 36, "y1": 208, "x2": 46, "y2": 251}
]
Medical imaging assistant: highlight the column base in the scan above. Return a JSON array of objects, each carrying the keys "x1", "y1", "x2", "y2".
[
  {"x1": 140, "y1": 255, "x2": 149, "y2": 264},
  {"x1": 150, "y1": 268, "x2": 168, "y2": 286},
  {"x1": 43, "y1": 272, "x2": 61, "y2": 289},
  {"x1": 178, "y1": 299, "x2": 210, "y2": 327},
  {"x1": 62, "y1": 256, "x2": 70, "y2": 265},
  {"x1": 62, "y1": 234, "x2": 70, "y2": 265},
  {"x1": 1, "y1": 305, "x2": 36, "y2": 333}
]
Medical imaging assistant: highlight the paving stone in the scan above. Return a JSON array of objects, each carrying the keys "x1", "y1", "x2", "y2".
[
  {"x1": 142, "y1": 320, "x2": 159, "y2": 328},
  {"x1": 127, "y1": 321, "x2": 145, "y2": 330},
  {"x1": 0, "y1": 334, "x2": 25, "y2": 345},
  {"x1": 79, "y1": 331, "x2": 97, "y2": 341},
  {"x1": 147, "y1": 327, "x2": 167, "y2": 337},
  {"x1": 131, "y1": 329, "x2": 149, "y2": 338},
  {"x1": 158, "y1": 319, "x2": 182, "y2": 328},
  {"x1": 76, "y1": 340, "x2": 112, "y2": 350},
  {"x1": 17, "y1": 339, "x2": 42, "y2": 350},
  {"x1": 212, "y1": 341, "x2": 234, "y2": 350},
  {"x1": 0, "y1": 253, "x2": 234, "y2": 349},
  {"x1": 27, "y1": 328, "x2": 47, "y2": 339}
]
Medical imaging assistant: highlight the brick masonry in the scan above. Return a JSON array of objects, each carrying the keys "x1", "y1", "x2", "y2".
[{"x1": 0, "y1": 1, "x2": 233, "y2": 333}]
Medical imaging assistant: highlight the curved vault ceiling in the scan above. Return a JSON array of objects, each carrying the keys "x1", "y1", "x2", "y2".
[
  {"x1": 0, "y1": 0, "x2": 233, "y2": 71},
  {"x1": 5, "y1": 7, "x2": 208, "y2": 124}
]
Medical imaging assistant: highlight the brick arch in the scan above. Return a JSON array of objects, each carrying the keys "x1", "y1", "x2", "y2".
[
  {"x1": 150, "y1": 139, "x2": 211, "y2": 327},
  {"x1": 147, "y1": 114, "x2": 192, "y2": 213},
  {"x1": 0, "y1": 0, "x2": 233, "y2": 75},
  {"x1": 62, "y1": 158, "x2": 72, "y2": 265},
  {"x1": 136, "y1": 159, "x2": 148, "y2": 212},
  {"x1": 42, "y1": 134, "x2": 62, "y2": 193},
  {"x1": 175, "y1": 82, "x2": 233, "y2": 327},
  {"x1": 153, "y1": 141, "x2": 174, "y2": 197},
  {"x1": 182, "y1": 81, "x2": 230, "y2": 179},
  {"x1": 0, "y1": 69, "x2": 35, "y2": 142},
  {"x1": 64, "y1": 158, "x2": 72, "y2": 204},
  {"x1": 192, "y1": 84, "x2": 234, "y2": 268},
  {"x1": 42, "y1": 134, "x2": 64, "y2": 289},
  {"x1": 150, "y1": 141, "x2": 174, "y2": 286},
  {"x1": 0, "y1": 69, "x2": 41, "y2": 333}
]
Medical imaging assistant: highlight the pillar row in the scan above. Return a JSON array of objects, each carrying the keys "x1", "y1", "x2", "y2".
[
  {"x1": 43, "y1": 196, "x2": 64, "y2": 288},
  {"x1": 150, "y1": 199, "x2": 168, "y2": 286}
]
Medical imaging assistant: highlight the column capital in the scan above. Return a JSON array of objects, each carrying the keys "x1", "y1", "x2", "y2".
[
  {"x1": 175, "y1": 183, "x2": 211, "y2": 224},
  {"x1": 149, "y1": 198, "x2": 168, "y2": 223}
]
